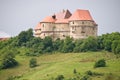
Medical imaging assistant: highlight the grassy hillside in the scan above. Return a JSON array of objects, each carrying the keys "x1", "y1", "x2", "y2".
[{"x1": 0, "y1": 51, "x2": 120, "y2": 80}]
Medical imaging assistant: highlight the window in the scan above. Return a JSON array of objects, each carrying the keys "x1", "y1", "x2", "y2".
[
  {"x1": 82, "y1": 21, "x2": 84, "y2": 24},
  {"x1": 63, "y1": 35, "x2": 65, "y2": 37},
  {"x1": 72, "y1": 21, "x2": 74, "y2": 24},
  {"x1": 43, "y1": 24, "x2": 45, "y2": 27}
]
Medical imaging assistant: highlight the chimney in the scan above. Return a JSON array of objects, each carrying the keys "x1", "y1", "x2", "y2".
[{"x1": 52, "y1": 14, "x2": 56, "y2": 19}]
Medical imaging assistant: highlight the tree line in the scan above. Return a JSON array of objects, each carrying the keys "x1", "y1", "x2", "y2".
[{"x1": 0, "y1": 28, "x2": 120, "y2": 55}]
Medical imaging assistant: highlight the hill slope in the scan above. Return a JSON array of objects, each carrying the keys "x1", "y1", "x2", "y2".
[{"x1": 0, "y1": 51, "x2": 120, "y2": 80}]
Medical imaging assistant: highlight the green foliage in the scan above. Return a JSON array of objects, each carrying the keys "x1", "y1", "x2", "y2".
[
  {"x1": 29, "y1": 58, "x2": 37, "y2": 68},
  {"x1": 80, "y1": 75, "x2": 89, "y2": 80},
  {"x1": 53, "y1": 38, "x2": 63, "y2": 51},
  {"x1": 43, "y1": 36, "x2": 53, "y2": 53},
  {"x1": 0, "y1": 51, "x2": 18, "y2": 69},
  {"x1": 73, "y1": 69, "x2": 77, "y2": 74},
  {"x1": 73, "y1": 40, "x2": 83, "y2": 52},
  {"x1": 0, "y1": 28, "x2": 120, "y2": 57},
  {"x1": 85, "y1": 70, "x2": 104, "y2": 76},
  {"x1": 62, "y1": 37, "x2": 75, "y2": 53},
  {"x1": 94, "y1": 59, "x2": 106, "y2": 68},
  {"x1": 55, "y1": 75, "x2": 64, "y2": 80},
  {"x1": 99, "y1": 32, "x2": 120, "y2": 53},
  {"x1": 80, "y1": 36, "x2": 98, "y2": 52},
  {"x1": 17, "y1": 28, "x2": 33, "y2": 46},
  {"x1": 85, "y1": 70, "x2": 93, "y2": 76}
]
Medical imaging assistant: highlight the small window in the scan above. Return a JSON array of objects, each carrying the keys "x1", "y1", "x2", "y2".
[
  {"x1": 63, "y1": 35, "x2": 65, "y2": 37},
  {"x1": 82, "y1": 21, "x2": 84, "y2": 24},
  {"x1": 71, "y1": 21, "x2": 74, "y2": 24},
  {"x1": 43, "y1": 24, "x2": 45, "y2": 27}
]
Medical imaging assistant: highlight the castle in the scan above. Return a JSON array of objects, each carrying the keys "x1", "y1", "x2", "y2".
[{"x1": 34, "y1": 9, "x2": 98, "y2": 40}]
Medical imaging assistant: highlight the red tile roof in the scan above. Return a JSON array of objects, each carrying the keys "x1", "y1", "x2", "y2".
[
  {"x1": 55, "y1": 9, "x2": 72, "y2": 19},
  {"x1": 69, "y1": 9, "x2": 93, "y2": 21},
  {"x1": 55, "y1": 19, "x2": 68, "y2": 23},
  {"x1": 41, "y1": 16, "x2": 56, "y2": 23},
  {"x1": 34, "y1": 23, "x2": 41, "y2": 30}
]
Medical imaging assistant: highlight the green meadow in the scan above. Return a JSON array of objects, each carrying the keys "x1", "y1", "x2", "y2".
[{"x1": 0, "y1": 51, "x2": 120, "y2": 80}]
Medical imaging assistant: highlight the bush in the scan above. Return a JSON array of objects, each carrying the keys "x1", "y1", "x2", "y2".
[
  {"x1": 55, "y1": 75, "x2": 64, "y2": 80},
  {"x1": 29, "y1": 58, "x2": 37, "y2": 68},
  {"x1": 94, "y1": 59, "x2": 106, "y2": 68},
  {"x1": 80, "y1": 75, "x2": 89, "y2": 80},
  {"x1": 0, "y1": 52, "x2": 18, "y2": 69},
  {"x1": 73, "y1": 69, "x2": 77, "y2": 74},
  {"x1": 85, "y1": 70, "x2": 93, "y2": 76}
]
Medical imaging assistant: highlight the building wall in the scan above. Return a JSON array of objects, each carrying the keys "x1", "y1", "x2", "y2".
[
  {"x1": 34, "y1": 21, "x2": 97, "y2": 40},
  {"x1": 54, "y1": 23, "x2": 70, "y2": 39},
  {"x1": 69, "y1": 20, "x2": 97, "y2": 39}
]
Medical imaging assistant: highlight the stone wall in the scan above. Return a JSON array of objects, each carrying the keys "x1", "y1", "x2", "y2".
[
  {"x1": 34, "y1": 20, "x2": 97, "y2": 40},
  {"x1": 69, "y1": 20, "x2": 97, "y2": 39}
]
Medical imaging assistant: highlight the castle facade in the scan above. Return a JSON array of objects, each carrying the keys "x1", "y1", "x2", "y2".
[{"x1": 34, "y1": 9, "x2": 98, "y2": 40}]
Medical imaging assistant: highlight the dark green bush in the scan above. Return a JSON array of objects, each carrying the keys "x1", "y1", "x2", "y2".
[
  {"x1": 29, "y1": 58, "x2": 37, "y2": 68},
  {"x1": 0, "y1": 52, "x2": 18, "y2": 69},
  {"x1": 94, "y1": 59, "x2": 106, "y2": 68},
  {"x1": 80, "y1": 75, "x2": 89, "y2": 80},
  {"x1": 55, "y1": 75, "x2": 64, "y2": 80},
  {"x1": 85, "y1": 70, "x2": 93, "y2": 76},
  {"x1": 73, "y1": 69, "x2": 77, "y2": 74}
]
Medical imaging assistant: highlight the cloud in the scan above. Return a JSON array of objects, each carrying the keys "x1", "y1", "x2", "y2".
[{"x1": 0, "y1": 31, "x2": 11, "y2": 38}]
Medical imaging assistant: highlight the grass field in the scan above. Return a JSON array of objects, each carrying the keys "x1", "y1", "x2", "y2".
[{"x1": 0, "y1": 51, "x2": 120, "y2": 80}]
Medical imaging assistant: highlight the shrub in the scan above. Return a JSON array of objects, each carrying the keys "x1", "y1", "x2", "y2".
[
  {"x1": 85, "y1": 70, "x2": 93, "y2": 76},
  {"x1": 94, "y1": 59, "x2": 106, "y2": 68},
  {"x1": 0, "y1": 52, "x2": 18, "y2": 69},
  {"x1": 80, "y1": 75, "x2": 89, "y2": 80},
  {"x1": 55, "y1": 75, "x2": 64, "y2": 80},
  {"x1": 73, "y1": 69, "x2": 77, "y2": 74},
  {"x1": 29, "y1": 58, "x2": 37, "y2": 68}
]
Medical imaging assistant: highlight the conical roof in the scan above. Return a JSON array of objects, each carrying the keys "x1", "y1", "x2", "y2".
[{"x1": 69, "y1": 9, "x2": 93, "y2": 21}]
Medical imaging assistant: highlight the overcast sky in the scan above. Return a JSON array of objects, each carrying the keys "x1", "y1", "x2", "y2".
[{"x1": 0, "y1": 0, "x2": 120, "y2": 37}]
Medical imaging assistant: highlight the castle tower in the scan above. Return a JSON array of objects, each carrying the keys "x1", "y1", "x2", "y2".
[
  {"x1": 34, "y1": 16, "x2": 56, "y2": 38},
  {"x1": 69, "y1": 9, "x2": 97, "y2": 39}
]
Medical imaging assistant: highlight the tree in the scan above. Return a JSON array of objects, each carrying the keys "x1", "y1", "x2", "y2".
[
  {"x1": 62, "y1": 37, "x2": 75, "y2": 53},
  {"x1": 43, "y1": 36, "x2": 53, "y2": 52},
  {"x1": 0, "y1": 51, "x2": 18, "y2": 69},
  {"x1": 115, "y1": 44, "x2": 120, "y2": 54},
  {"x1": 17, "y1": 28, "x2": 33, "y2": 46},
  {"x1": 73, "y1": 39, "x2": 83, "y2": 52},
  {"x1": 103, "y1": 40, "x2": 112, "y2": 51},
  {"x1": 80, "y1": 37, "x2": 98, "y2": 52},
  {"x1": 29, "y1": 58, "x2": 37, "y2": 68},
  {"x1": 53, "y1": 38, "x2": 62, "y2": 51},
  {"x1": 94, "y1": 59, "x2": 106, "y2": 68}
]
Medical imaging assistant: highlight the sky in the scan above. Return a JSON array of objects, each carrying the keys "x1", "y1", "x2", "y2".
[{"x1": 0, "y1": 0, "x2": 120, "y2": 37}]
